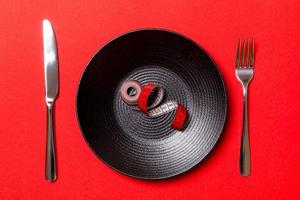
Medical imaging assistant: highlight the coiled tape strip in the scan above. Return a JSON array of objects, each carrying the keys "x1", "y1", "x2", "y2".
[{"x1": 120, "y1": 81, "x2": 187, "y2": 130}]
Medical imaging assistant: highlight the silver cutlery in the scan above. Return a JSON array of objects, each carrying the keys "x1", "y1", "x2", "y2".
[
  {"x1": 235, "y1": 39, "x2": 254, "y2": 176},
  {"x1": 43, "y1": 19, "x2": 58, "y2": 182}
]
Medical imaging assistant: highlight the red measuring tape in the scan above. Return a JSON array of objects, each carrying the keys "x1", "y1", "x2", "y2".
[{"x1": 120, "y1": 81, "x2": 188, "y2": 130}]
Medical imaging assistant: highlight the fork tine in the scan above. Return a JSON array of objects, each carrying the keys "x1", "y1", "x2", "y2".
[
  {"x1": 250, "y1": 38, "x2": 254, "y2": 67},
  {"x1": 236, "y1": 39, "x2": 240, "y2": 67},
  {"x1": 245, "y1": 39, "x2": 249, "y2": 67},
  {"x1": 241, "y1": 39, "x2": 245, "y2": 66}
]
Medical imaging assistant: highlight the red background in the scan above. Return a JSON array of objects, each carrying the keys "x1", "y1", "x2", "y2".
[{"x1": 1, "y1": 0, "x2": 299, "y2": 199}]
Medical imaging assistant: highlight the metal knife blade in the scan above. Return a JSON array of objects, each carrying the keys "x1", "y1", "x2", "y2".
[
  {"x1": 43, "y1": 19, "x2": 58, "y2": 182},
  {"x1": 43, "y1": 19, "x2": 58, "y2": 103}
]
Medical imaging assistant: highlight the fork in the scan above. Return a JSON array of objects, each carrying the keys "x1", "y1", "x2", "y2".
[{"x1": 235, "y1": 39, "x2": 254, "y2": 176}]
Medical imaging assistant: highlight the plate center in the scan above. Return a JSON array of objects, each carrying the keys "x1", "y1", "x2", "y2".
[{"x1": 113, "y1": 65, "x2": 191, "y2": 142}]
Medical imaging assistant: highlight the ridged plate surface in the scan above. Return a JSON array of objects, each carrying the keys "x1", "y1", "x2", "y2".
[{"x1": 76, "y1": 29, "x2": 227, "y2": 179}]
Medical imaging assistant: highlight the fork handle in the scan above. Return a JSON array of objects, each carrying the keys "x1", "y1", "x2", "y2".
[
  {"x1": 239, "y1": 85, "x2": 251, "y2": 176},
  {"x1": 46, "y1": 103, "x2": 57, "y2": 182}
]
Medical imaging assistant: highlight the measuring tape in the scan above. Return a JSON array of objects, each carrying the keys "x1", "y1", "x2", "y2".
[{"x1": 120, "y1": 80, "x2": 188, "y2": 130}]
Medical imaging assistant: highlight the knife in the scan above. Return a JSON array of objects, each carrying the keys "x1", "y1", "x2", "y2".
[{"x1": 43, "y1": 19, "x2": 58, "y2": 182}]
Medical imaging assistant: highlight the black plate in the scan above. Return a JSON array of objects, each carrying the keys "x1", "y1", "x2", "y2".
[{"x1": 76, "y1": 29, "x2": 227, "y2": 179}]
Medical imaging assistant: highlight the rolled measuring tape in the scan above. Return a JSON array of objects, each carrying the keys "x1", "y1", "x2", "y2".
[{"x1": 120, "y1": 80, "x2": 188, "y2": 130}]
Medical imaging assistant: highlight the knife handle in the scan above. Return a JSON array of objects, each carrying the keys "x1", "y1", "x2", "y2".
[{"x1": 46, "y1": 103, "x2": 57, "y2": 182}]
